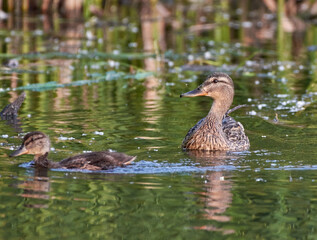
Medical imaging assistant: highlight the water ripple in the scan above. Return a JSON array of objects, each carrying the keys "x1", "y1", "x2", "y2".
[{"x1": 19, "y1": 160, "x2": 238, "y2": 174}]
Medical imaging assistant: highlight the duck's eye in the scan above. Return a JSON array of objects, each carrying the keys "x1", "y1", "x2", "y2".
[{"x1": 213, "y1": 78, "x2": 219, "y2": 83}]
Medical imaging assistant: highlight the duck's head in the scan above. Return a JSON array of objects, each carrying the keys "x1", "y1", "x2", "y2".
[
  {"x1": 180, "y1": 72, "x2": 234, "y2": 104},
  {"x1": 10, "y1": 131, "x2": 50, "y2": 157}
]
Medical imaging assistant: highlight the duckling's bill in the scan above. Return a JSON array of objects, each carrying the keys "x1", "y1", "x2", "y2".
[
  {"x1": 10, "y1": 145, "x2": 28, "y2": 157},
  {"x1": 180, "y1": 88, "x2": 207, "y2": 98}
]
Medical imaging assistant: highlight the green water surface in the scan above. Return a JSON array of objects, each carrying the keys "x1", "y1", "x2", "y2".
[{"x1": 0, "y1": 1, "x2": 317, "y2": 239}]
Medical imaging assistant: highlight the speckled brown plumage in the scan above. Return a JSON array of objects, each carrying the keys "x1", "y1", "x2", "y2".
[
  {"x1": 10, "y1": 131, "x2": 136, "y2": 170},
  {"x1": 180, "y1": 72, "x2": 249, "y2": 151}
]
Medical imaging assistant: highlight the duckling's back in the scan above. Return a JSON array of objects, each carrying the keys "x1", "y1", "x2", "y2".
[{"x1": 59, "y1": 151, "x2": 136, "y2": 170}]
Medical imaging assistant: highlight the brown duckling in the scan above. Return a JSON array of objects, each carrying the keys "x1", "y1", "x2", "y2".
[
  {"x1": 10, "y1": 131, "x2": 136, "y2": 170},
  {"x1": 180, "y1": 72, "x2": 249, "y2": 151}
]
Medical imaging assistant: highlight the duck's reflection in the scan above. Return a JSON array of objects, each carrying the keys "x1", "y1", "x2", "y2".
[
  {"x1": 17, "y1": 168, "x2": 50, "y2": 208},
  {"x1": 187, "y1": 150, "x2": 237, "y2": 235}
]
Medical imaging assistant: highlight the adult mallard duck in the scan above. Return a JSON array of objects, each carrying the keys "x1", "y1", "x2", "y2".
[
  {"x1": 10, "y1": 131, "x2": 136, "y2": 170},
  {"x1": 180, "y1": 72, "x2": 249, "y2": 151}
]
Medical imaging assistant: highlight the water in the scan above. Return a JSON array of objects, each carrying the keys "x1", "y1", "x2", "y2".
[{"x1": 0, "y1": 1, "x2": 317, "y2": 239}]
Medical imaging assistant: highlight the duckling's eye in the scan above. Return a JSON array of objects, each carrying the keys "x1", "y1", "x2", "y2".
[{"x1": 213, "y1": 79, "x2": 219, "y2": 83}]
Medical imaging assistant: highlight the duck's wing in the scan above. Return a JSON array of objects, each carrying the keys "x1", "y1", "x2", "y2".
[
  {"x1": 182, "y1": 117, "x2": 205, "y2": 148},
  {"x1": 222, "y1": 115, "x2": 249, "y2": 150},
  {"x1": 1, "y1": 92, "x2": 26, "y2": 118},
  {"x1": 59, "y1": 151, "x2": 136, "y2": 170}
]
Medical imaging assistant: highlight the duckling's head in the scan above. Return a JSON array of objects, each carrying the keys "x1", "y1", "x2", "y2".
[
  {"x1": 10, "y1": 131, "x2": 50, "y2": 157},
  {"x1": 180, "y1": 72, "x2": 234, "y2": 104}
]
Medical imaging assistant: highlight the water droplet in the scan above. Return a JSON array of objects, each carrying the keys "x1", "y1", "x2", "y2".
[
  {"x1": 248, "y1": 110, "x2": 257, "y2": 115},
  {"x1": 93, "y1": 131, "x2": 104, "y2": 136}
]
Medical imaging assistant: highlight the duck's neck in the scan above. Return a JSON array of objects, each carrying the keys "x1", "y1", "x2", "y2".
[
  {"x1": 206, "y1": 99, "x2": 231, "y2": 124},
  {"x1": 34, "y1": 153, "x2": 60, "y2": 168}
]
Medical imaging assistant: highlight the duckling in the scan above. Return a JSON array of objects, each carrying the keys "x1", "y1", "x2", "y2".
[
  {"x1": 1, "y1": 92, "x2": 25, "y2": 118},
  {"x1": 10, "y1": 131, "x2": 136, "y2": 170},
  {"x1": 180, "y1": 72, "x2": 249, "y2": 151}
]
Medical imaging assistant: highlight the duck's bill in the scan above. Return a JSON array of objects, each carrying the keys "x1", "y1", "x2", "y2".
[
  {"x1": 10, "y1": 145, "x2": 28, "y2": 157},
  {"x1": 180, "y1": 88, "x2": 207, "y2": 98}
]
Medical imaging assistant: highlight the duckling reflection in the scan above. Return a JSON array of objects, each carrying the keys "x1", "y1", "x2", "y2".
[
  {"x1": 10, "y1": 131, "x2": 136, "y2": 170},
  {"x1": 17, "y1": 168, "x2": 50, "y2": 208},
  {"x1": 180, "y1": 72, "x2": 249, "y2": 151}
]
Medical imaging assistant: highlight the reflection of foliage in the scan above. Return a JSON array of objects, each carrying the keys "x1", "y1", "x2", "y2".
[
  {"x1": 13, "y1": 71, "x2": 154, "y2": 92},
  {"x1": 0, "y1": 51, "x2": 156, "y2": 61}
]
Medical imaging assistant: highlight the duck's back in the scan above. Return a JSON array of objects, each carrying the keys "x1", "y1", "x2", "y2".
[
  {"x1": 222, "y1": 115, "x2": 249, "y2": 151},
  {"x1": 59, "y1": 151, "x2": 136, "y2": 170},
  {"x1": 182, "y1": 115, "x2": 249, "y2": 151}
]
